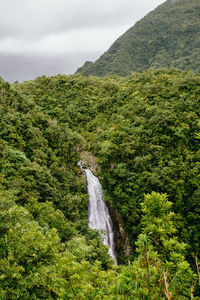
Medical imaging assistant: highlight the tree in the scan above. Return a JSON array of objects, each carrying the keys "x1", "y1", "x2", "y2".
[{"x1": 112, "y1": 192, "x2": 196, "y2": 299}]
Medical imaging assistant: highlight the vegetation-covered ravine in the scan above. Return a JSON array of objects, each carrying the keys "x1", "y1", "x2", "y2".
[{"x1": 0, "y1": 69, "x2": 200, "y2": 298}]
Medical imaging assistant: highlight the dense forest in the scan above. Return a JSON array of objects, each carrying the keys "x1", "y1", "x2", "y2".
[
  {"x1": 0, "y1": 69, "x2": 200, "y2": 298},
  {"x1": 77, "y1": 0, "x2": 200, "y2": 76}
]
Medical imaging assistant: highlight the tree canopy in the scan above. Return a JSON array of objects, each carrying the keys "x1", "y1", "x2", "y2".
[{"x1": 0, "y1": 69, "x2": 200, "y2": 297}]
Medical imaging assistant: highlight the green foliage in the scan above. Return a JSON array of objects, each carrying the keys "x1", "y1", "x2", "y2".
[
  {"x1": 0, "y1": 69, "x2": 200, "y2": 297},
  {"x1": 77, "y1": 0, "x2": 200, "y2": 76},
  {"x1": 0, "y1": 77, "x2": 117, "y2": 298},
  {"x1": 111, "y1": 192, "x2": 196, "y2": 299},
  {"x1": 0, "y1": 191, "x2": 116, "y2": 299},
  {"x1": 14, "y1": 70, "x2": 200, "y2": 263}
]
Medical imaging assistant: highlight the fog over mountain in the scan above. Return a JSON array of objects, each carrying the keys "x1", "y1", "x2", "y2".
[{"x1": 0, "y1": 0, "x2": 165, "y2": 82}]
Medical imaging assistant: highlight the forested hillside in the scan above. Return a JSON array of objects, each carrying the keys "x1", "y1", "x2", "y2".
[
  {"x1": 0, "y1": 69, "x2": 200, "y2": 298},
  {"x1": 77, "y1": 0, "x2": 200, "y2": 76}
]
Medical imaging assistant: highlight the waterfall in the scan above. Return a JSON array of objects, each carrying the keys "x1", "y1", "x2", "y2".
[{"x1": 84, "y1": 169, "x2": 117, "y2": 265}]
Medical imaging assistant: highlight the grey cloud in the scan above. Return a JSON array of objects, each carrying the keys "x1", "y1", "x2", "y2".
[
  {"x1": 0, "y1": 52, "x2": 99, "y2": 83},
  {"x1": 0, "y1": 0, "x2": 166, "y2": 82},
  {"x1": 0, "y1": 0, "x2": 165, "y2": 39}
]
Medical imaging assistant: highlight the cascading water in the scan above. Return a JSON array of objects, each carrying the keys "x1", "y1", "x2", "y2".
[{"x1": 84, "y1": 169, "x2": 117, "y2": 265}]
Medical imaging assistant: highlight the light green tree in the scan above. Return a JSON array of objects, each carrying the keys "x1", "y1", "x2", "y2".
[{"x1": 112, "y1": 192, "x2": 196, "y2": 299}]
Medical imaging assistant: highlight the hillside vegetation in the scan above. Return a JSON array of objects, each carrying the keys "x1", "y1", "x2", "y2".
[
  {"x1": 77, "y1": 0, "x2": 200, "y2": 76},
  {"x1": 0, "y1": 69, "x2": 200, "y2": 298}
]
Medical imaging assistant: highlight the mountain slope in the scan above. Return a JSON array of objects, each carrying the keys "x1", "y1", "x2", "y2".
[{"x1": 77, "y1": 0, "x2": 200, "y2": 76}]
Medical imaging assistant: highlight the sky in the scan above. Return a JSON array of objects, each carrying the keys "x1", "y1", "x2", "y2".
[{"x1": 0, "y1": 0, "x2": 165, "y2": 82}]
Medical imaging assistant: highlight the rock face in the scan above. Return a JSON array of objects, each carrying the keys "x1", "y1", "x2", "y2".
[
  {"x1": 80, "y1": 151, "x2": 101, "y2": 174},
  {"x1": 108, "y1": 206, "x2": 131, "y2": 263},
  {"x1": 77, "y1": 0, "x2": 200, "y2": 76}
]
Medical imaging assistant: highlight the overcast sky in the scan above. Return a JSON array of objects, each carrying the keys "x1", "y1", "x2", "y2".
[{"x1": 0, "y1": 0, "x2": 165, "y2": 82}]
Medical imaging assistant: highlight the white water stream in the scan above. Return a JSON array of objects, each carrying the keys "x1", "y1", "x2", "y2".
[{"x1": 84, "y1": 169, "x2": 117, "y2": 264}]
